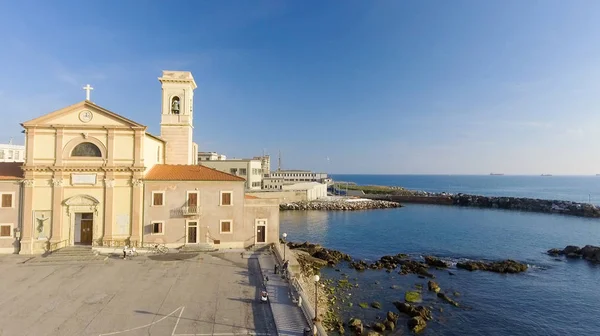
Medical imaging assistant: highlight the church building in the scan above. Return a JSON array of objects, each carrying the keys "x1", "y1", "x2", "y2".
[{"x1": 0, "y1": 71, "x2": 279, "y2": 254}]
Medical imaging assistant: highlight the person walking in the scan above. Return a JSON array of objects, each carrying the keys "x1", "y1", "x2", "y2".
[{"x1": 282, "y1": 260, "x2": 289, "y2": 277}]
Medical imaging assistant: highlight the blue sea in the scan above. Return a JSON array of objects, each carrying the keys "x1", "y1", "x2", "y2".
[
  {"x1": 332, "y1": 174, "x2": 600, "y2": 204},
  {"x1": 281, "y1": 175, "x2": 600, "y2": 335}
]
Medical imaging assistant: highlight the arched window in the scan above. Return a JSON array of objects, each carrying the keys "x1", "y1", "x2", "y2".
[
  {"x1": 171, "y1": 96, "x2": 180, "y2": 114},
  {"x1": 71, "y1": 142, "x2": 102, "y2": 157}
]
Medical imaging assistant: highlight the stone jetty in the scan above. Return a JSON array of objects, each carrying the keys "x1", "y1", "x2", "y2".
[
  {"x1": 279, "y1": 199, "x2": 401, "y2": 211},
  {"x1": 451, "y1": 194, "x2": 600, "y2": 218},
  {"x1": 364, "y1": 192, "x2": 600, "y2": 218}
]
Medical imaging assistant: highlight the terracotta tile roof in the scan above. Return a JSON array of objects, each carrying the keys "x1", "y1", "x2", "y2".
[
  {"x1": 245, "y1": 194, "x2": 259, "y2": 199},
  {"x1": 144, "y1": 164, "x2": 245, "y2": 181},
  {"x1": 0, "y1": 162, "x2": 24, "y2": 180}
]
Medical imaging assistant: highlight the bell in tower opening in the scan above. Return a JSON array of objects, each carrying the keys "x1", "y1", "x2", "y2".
[{"x1": 171, "y1": 96, "x2": 180, "y2": 114}]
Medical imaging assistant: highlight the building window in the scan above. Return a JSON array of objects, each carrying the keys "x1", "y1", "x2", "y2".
[
  {"x1": 152, "y1": 191, "x2": 164, "y2": 206},
  {"x1": 14, "y1": 151, "x2": 19, "y2": 160},
  {"x1": 8, "y1": 150, "x2": 13, "y2": 159},
  {"x1": 157, "y1": 147, "x2": 161, "y2": 162},
  {"x1": 0, "y1": 224, "x2": 12, "y2": 238},
  {"x1": 220, "y1": 220, "x2": 232, "y2": 233},
  {"x1": 220, "y1": 191, "x2": 232, "y2": 206},
  {"x1": 230, "y1": 168, "x2": 238, "y2": 175},
  {"x1": 1, "y1": 193, "x2": 13, "y2": 208},
  {"x1": 71, "y1": 142, "x2": 102, "y2": 157},
  {"x1": 151, "y1": 221, "x2": 163, "y2": 235},
  {"x1": 239, "y1": 168, "x2": 247, "y2": 175},
  {"x1": 0, "y1": 151, "x2": 4, "y2": 159}
]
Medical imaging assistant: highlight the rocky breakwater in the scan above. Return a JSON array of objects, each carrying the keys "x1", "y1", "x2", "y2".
[
  {"x1": 280, "y1": 199, "x2": 402, "y2": 211},
  {"x1": 547, "y1": 244, "x2": 600, "y2": 263},
  {"x1": 451, "y1": 193, "x2": 600, "y2": 218}
]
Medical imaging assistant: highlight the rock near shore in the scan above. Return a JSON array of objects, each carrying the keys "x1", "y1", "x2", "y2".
[
  {"x1": 280, "y1": 199, "x2": 401, "y2": 211},
  {"x1": 547, "y1": 245, "x2": 600, "y2": 263},
  {"x1": 456, "y1": 259, "x2": 528, "y2": 273},
  {"x1": 287, "y1": 241, "x2": 352, "y2": 265}
]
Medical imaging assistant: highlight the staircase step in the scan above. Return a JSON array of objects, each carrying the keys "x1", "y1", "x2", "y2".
[
  {"x1": 180, "y1": 244, "x2": 217, "y2": 252},
  {"x1": 48, "y1": 246, "x2": 97, "y2": 257}
]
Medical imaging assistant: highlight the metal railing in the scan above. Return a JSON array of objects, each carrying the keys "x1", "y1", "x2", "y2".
[
  {"x1": 181, "y1": 205, "x2": 202, "y2": 216},
  {"x1": 273, "y1": 243, "x2": 328, "y2": 336}
]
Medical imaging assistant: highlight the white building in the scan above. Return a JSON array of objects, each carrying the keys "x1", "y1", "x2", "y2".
[
  {"x1": 198, "y1": 151, "x2": 227, "y2": 161},
  {"x1": 200, "y1": 159, "x2": 264, "y2": 190},
  {"x1": 0, "y1": 139, "x2": 25, "y2": 162},
  {"x1": 282, "y1": 182, "x2": 327, "y2": 200},
  {"x1": 269, "y1": 170, "x2": 330, "y2": 184}
]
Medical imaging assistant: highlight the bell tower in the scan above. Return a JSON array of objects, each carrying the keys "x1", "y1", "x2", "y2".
[{"x1": 159, "y1": 70, "x2": 197, "y2": 165}]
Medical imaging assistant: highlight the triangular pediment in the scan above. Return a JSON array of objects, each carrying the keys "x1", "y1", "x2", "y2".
[{"x1": 22, "y1": 101, "x2": 146, "y2": 129}]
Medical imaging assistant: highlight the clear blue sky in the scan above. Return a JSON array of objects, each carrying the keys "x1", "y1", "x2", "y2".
[{"x1": 1, "y1": 0, "x2": 600, "y2": 175}]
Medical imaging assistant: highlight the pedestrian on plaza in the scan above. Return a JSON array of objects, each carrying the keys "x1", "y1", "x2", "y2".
[{"x1": 274, "y1": 263, "x2": 279, "y2": 274}]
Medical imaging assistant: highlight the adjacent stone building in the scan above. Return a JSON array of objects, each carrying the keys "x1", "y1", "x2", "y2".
[{"x1": 0, "y1": 70, "x2": 279, "y2": 254}]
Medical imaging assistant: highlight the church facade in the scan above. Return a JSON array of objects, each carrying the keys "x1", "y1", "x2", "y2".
[{"x1": 0, "y1": 70, "x2": 279, "y2": 254}]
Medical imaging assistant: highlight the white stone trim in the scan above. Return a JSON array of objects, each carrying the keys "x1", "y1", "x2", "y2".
[
  {"x1": 186, "y1": 190, "x2": 199, "y2": 205},
  {"x1": 255, "y1": 219, "x2": 268, "y2": 244},
  {"x1": 220, "y1": 191, "x2": 233, "y2": 206},
  {"x1": 0, "y1": 223, "x2": 13, "y2": 239},
  {"x1": 150, "y1": 221, "x2": 164, "y2": 235},
  {"x1": 185, "y1": 219, "x2": 198, "y2": 243},
  {"x1": 0, "y1": 192, "x2": 15, "y2": 208},
  {"x1": 151, "y1": 191, "x2": 165, "y2": 207},
  {"x1": 220, "y1": 219, "x2": 233, "y2": 234}
]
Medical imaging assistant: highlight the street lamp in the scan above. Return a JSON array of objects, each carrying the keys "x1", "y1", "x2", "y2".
[
  {"x1": 313, "y1": 274, "x2": 320, "y2": 335},
  {"x1": 282, "y1": 232, "x2": 287, "y2": 261}
]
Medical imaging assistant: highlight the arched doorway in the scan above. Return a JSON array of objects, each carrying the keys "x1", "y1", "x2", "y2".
[{"x1": 64, "y1": 195, "x2": 100, "y2": 245}]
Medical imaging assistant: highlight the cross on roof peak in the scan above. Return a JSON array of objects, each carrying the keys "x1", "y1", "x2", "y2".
[{"x1": 83, "y1": 84, "x2": 94, "y2": 101}]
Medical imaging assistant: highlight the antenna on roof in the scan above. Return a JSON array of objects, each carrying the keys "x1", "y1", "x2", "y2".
[
  {"x1": 278, "y1": 150, "x2": 281, "y2": 171},
  {"x1": 9, "y1": 138, "x2": 13, "y2": 145}
]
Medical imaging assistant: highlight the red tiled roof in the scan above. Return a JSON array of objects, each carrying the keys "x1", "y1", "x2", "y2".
[
  {"x1": 0, "y1": 162, "x2": 24, "y2": 180},
  {"x1": 144, "y1": 164, "x2": 245, "y2": 181}
]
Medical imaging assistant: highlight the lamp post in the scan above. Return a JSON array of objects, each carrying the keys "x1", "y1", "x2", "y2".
[
  {"x1": 282, "y1": 232, "x2": 287, "y2": 261},
  {"x1": 313, "y1": 274, "x2": 320, "y2": 335}
]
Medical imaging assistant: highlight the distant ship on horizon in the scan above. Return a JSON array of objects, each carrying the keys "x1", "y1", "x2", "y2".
[
  {"x1": 490, "y1": 173, "x2": 504, "y2": 176},
  {"x1": 541, "y1": 174, "x2": 552, "y2": 177}
]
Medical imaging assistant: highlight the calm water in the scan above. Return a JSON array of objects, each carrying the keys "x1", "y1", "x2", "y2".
[
  {"x1": 331, "y1": 174, "x2": 600, "y2": 205},
  {"x1": 282, "y1": 175, "x2": 600, "y2": 335}
]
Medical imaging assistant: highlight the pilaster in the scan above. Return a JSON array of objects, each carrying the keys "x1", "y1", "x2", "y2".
[
  {"x1": 54, "y1": 128, "x2": 64, "y2": 166},
  {"x1": 130, "y1": 176, "x2": 144, "y2": 245},
  {"x1": 103, "y1": 174, "x2": 115, "y2": 241},
  {"x1": 50, "y1": 176, "x2": 64, "y2": 242},
  {"x1": 133, "y1": 130, "x2": 143, "y2": 167},
  {"x1": 25, "y1": 129, "x2": 34, "y2": 165},
  {"x1": 20, "y1": 178, "x2": 34, "y2": 254},
  {"x1": 107, "y1": 129, "x2": 115, "y2": 166}
]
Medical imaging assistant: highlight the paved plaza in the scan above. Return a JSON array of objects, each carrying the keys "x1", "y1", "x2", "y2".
[{"x1": 0, "y1": 252, "x2": 277, "y2": 336}]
